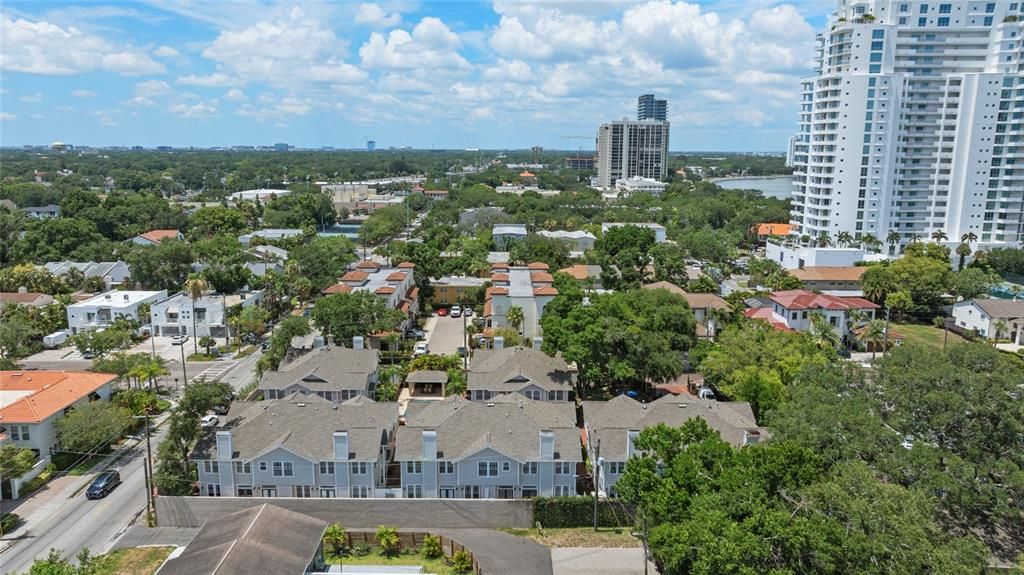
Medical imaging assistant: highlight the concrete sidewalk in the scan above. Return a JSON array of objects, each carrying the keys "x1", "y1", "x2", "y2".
[{"x1": 551, "y1": 548, "x2": 656, "y2": 575}]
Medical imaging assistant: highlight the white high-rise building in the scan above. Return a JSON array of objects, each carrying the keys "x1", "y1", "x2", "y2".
[
  {"x1": 789, "y1": 0, "x2": 1023, "y2": 253},
  {"x1": 596, "y1": 120, "x2": 670, "y2": 189}
]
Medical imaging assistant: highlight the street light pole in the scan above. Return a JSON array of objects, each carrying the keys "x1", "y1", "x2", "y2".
[
  {"x1": 134, "y1": 413, "x2": 157, "y2": 525},
  {"x1": 180, "y1": 342, "x2": 188, "y2": 389}
]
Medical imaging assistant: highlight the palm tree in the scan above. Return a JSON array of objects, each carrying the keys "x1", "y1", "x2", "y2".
[
  {"x1": 860, "y1": 234, "x2": 882, "y2": 253},
  {"x1": 809, "y1": 313, "x2": 840, "y2": 350},
  {"x1": 184, "y1": 274, "x2": 208, "y2": 355},
  {"x1": 506, "y1": 305, "x2": 524, "y2": 333},
  {"x1": 846, "y1": 309, "x2": 867, "y2": 330},
  {"x1": 961, "y1": 231, "x2": 978, "y2": 244},
  {"x1": 909, "y1": 233, "x2": 921, "y2": 244},
  {"x1": 816, "y1": 232, "x2": 833, "y2": 248},
  {"x1": 323, "y1": 523, "x2": 347, "y2": 559},
  {"x1": 931, "y1": 230, "x2": 948, "y2": 243},
  {"x1": 955, "y1": 242, "x2": 972, "y2": 271},
  {"x1": 836, "y1": 231, "x2": 853, "y2": 248},
  {"x1": 128, "y1": 357, "x2": 169, "y2": 391},
  {"x1": 886, "y1": 229, "x2": 900, "y2": 251},
  {"x1": 993, "y1": 319, "x2": 1009, "y2": 342},
  {"x1": 857, "y1": 319, "x2": 887, "y2": 360}
]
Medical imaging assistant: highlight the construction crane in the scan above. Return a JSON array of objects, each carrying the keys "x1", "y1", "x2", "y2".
[{"x1": 562, "y1": 135, "x2": 594, "y2": 166}]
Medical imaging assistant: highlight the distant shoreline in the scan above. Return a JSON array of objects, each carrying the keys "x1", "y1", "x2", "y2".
[{"x1": 708, "y1": 175, "x2": 793, "y2": 182}]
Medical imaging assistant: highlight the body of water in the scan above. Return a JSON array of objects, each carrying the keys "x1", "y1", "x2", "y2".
[{"x1": 713, "y1": 176, "x2": 794, "y2": 200}]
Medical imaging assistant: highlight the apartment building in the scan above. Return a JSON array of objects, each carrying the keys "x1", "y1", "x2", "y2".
[
  {"x1": 583, "y1": 394, "x2": 764, "y2": 496},
  {"x1": 395, "y1": 395, "x2": 581, "y2": 499},
  {"x1": 149, "y1": 290, "x2": 263, "y2": 338},
  {"x1": 428, "y1": 276, "x2": 489, "y2": 307},
  {"x1": 193, "y1": 394, "x2": 398, "y2": 498},
  {"x1": 484, "y1": 262, "x2": 559, "y2": 340},
  {"x1": 596, "y1": 120, "x2": 670, "y2": 189},
  {"x1": 322, "y1": 260, "x2": 419, "y2": 328},
  {"x1": 67, "y1": 290, "x2": 167, "y2": 334},
  {"x1": 260, "y1": 345, "x2": 380, "y2": 402},
  {"x1": 467, "y1": 345, "x2": 575, "y2": 402},
  {"x1": 537, "y1": 230, "x2": 597, "y2": 253},
  {"x1": 789, "y1": 1, "x2": 1024, "y2": 251}
]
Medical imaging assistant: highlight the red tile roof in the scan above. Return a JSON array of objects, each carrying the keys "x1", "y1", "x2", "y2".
[
  {"x1": 558, "y1": 265, "x2": 591, "y2": 280},
  {"x1": 490, "y1": 273, "x2": 509, "y2": 282},
  {"x1": 487, "y1": 287, "x2": 509, "y2": 296},
  {"x1": 0, "y1": 292, "x2": 49, "y2": 304},
  {"x1": 530, "y1": 272, "x2": 554, "y2": 283},
  {"x1": 743, "y1": 307, "x2": 797, "y2": 332},
  {"x1": 0, "y1": 371, "x2": 116, "y2": 423},
  {"x1": 340, "y1": 271, "x2": 369, "y2": 282},
  {"x1": 533, "y1": 286, "x2": 559, "y2": 296},
  {"x1": 375, "y1": 286, "x2": 396, "y2": 295},
  {"x1": 356, "y1": 260, "x2": 381, "y2": 270},
  {"x1": 754, "y1": 223, "x2": 793, "y2": 236},
  {"x1": 138, "y1": 229, "x2": 180, "y2": 243},
  {"x1": 406, "y1": 287, "x2": 419, "y2": 300},
  {"x1": 527, "y1": 262, "x2": 550, "y2": 270},
  {"x1": 491, "y1": 262, "x2": 509, "y2": 270},
  {"x1": 397, "y1": 262, "x2": 416, "y2": 269},
  {"x1": 386, "y1": 272, "x2": 407, "y2": 281},
  {"x1": 770, "y1": 290, "x2": 878, "y2": 311},
  {"x1": 323, "y1": 284, "x2": 352, "y2": 294}
]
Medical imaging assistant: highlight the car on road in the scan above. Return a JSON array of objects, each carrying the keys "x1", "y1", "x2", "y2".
[
  {"x1": 200, "y1": 414, "x2": 220, "y2": 428},
  {"x1": 171, "y1": 335, "x2": 189, "y2": 346},
  {"x1": 86, "y1": 470, "x2": 121, "y2": 500},
  {"x1": 450, "y1": 305, "x2": 462, "y2": 318},
  {"x1": 457, "y1": 346, "x2": 467, "y2": 357},
  {"x1": 405, "y1": 328, "x2": 426, "y2": 340},
  {"x1": 437, "y1": 308, "x2": 449, "y2": 316},
  {"x1": 414, "y1": 342, "x2": 430, "y2": 356},
  {"x1": 81, "y1": 351, "x2": 95, "y2": 359},
  {"x1": 463, "y1": 308, "x2": 473, "y2": 317}
]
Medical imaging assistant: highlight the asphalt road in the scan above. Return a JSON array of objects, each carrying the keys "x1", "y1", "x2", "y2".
[
  {"x1": 1, "y1": 425, "x2": 169, "y2": 575},
  {"x1": 426, "y1": 315, "x2": 469, "y2": 356}
]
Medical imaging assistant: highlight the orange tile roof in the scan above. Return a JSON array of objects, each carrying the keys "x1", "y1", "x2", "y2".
[
  {"x1": 323, "y1": 284, "x2": 352, "y2": 294},
  {"x1": 754, "y1": 223, "x2": 793, "y2": 236},
  {"x1": 533, "y1": 286, "x2": 559, "y2": 296},
  {"x1": 527, "y1": 262, "x2": 550, "y2": 270},
  {"x1": 483, "y1": 300, "x2": 492, "y2": 317},
  {"x1": 356, "y1": 260, "x2": 381, "y2": 270},
  {"x1": 519, "y1": 171, "x2": 535, "y2": 177},
  {"x1": 386, "y1": 272, "x2": 408, "y2": 281},
  {"x1": 558, "y1": 265, "x2": 591, "y2": 280},
  {"x1": 491, "y1": 262, "x2": 509, "y2": 270},
  {"x1": 789, "y1": 266, "x2": 867, "y2": 282},
  {"x1": 406, "y1": 287, "x2": 419, "y2": 300},
  {"x1": 138, "y1": 229, "x2": 181, "y2": 243},
  {"x1": 530, "y1": 271, "x2": 554, "y2": 283},
  {"x1": 642, "y1": 282, "x2": 729, "y2": 310},
  {"x1": 341, "y1": 271, "x2": 369, "y2": 282},
  {"x1": 743, "y1": 308, "x2": 797, "y2": 332},
  {"x1": 490, "y1": 273, "x2": 509, "y2": 282},
  {"x1": 375, "y1": 286, "x2": 396, "y2": 295},
  {"x1": 487, "y1": 287, "x2": 509, "y2": 296},
  {"x1": 400, "y1": 302, "x2": 410, "y2": 313},
  {"x1": 0, "y1": 292, "x2": 49, "y2": 304},
  {"x1": 770, "y1": 289, "x2": 878, "y2": 311},
  {"x1": 0, "y1": 371, "x2": 117, "y2": 423},
  {"x1": 397, "y1": 262, "x2": 416, "y2": 269}
]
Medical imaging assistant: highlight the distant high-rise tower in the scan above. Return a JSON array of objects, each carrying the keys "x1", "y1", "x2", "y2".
[
  {"x1": 596, "y1": 120, "x2": 669, "y2": 189},
  {"x1": 789, "y1": 0, "x2": 1024, "y2": 252},
  {"x1": 366, "y1": 140, "x2": 376, "y2": 152},
  {"x1": 637, "y1": 94, "x2": 667, "y2": 121}
]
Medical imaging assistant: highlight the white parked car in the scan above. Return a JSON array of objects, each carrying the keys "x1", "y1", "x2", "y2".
[
  {"x1": 463, "y1": 308, "x2": 473, "y2": 317},
  {"x1": 200, "y1": 414, "x2": 220, "y2": 428},
  {"x1": 414, "y1": 342, "x2": 430, "y2": 356},
  {"x1": 450, "y1": 304, "x2": 462, "y2": 318},
  {"x1": 171, "y1": 335, "x2": 189, "y2": 346}
]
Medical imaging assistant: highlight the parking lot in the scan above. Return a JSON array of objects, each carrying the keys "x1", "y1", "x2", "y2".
[
  {"x1": 23, "y1": 336, "x2": 200, "y2": 364},
  {"x1": 424, "y1": 314, "x2": 470, "y2": 356}
]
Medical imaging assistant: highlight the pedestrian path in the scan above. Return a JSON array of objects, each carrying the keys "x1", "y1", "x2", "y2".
[{"x1": 190, "y1": 360, "x2": 237, "y2": 383}]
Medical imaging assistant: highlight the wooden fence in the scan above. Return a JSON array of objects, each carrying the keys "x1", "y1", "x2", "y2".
[{"x1": 344, "y1": 530, "x2": 483, "y2": 574}]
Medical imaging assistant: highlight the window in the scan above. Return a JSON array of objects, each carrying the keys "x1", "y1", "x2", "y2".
[
  {"x1": 351, "y1": 486, "x2": 369, "y2": 498},
  {"x1": 206, "y1": 484, "x2": 221, "y2": 497},
  {"x1": 555, "y1": 462, "x2": 574, "y2": 475},
  {"x1": 899, "y1": 3, "x2": 909, "y2": 12},
  {"x1": 870, "y1": 64, "x2": 882, "y2": 73},
  {"x1": 522, "y1": 486, "x2": 538, "y2": 498},
  {"x1": 439, "y1": 461, "x2": 455, "y2": 474},
  {"x1": 272, "y1": 461, "x2": 293, "y2": 477},
  {"x1": 202, "y1": 461, "x2": 219, "y2": 474},
  {"x1": 478, "y1": 461, "x2": 499, "y2": 477},
  {"x1": 937, "y1": 17, "x2": 949, "y2": 26},
  {"x1": 919, "y1": 3, "x2": 928, "y2": 13},
  {"x1": 259, "y1": 461, "x2": 267, "y2": 472},
  {"x1": 351, "y1": 462, "x2": 368, "y2": 475},
  {"x1": 237, "y1": 486, "x2": 253, "y2": 497},
  {"x1": 871, "y1": 41, "x2": 884, "y2": 50},
  {"x1": 872, "y1": 29, "x2": 885, "y2": 39},
  {"x1": 234, "y1": 461, "x2": 251, "y2": 474},
  {"x1": 11, "y1": 425, "x2": 29, "y2": 441},
  {"x1": 899, "y1": 16, "x2": 908, "y2": 24},
  {"x1": 440, "y1": 487, "x2": 457, "y2": 499},
  {"x1": 320, "y1": 488, "x2": 336, "y2": 498},
  {"x1": 295, "y1": 485, "x2": 313, "y2": 498},
  {"x1": 522, "y1": 462, "x2": 538, "y2": 475},
  {"x1": 608, "y1": 462, "x2": 627, "y2": 474},
  {"x1": 938, "y1": 4, "x2": 950, "y2": 13},
  {"x1": 986, "y1": 3, "x2": 995, "y2": 13},
  {"x1": 554, "y1": 485, "x2": 572, "y2": 496},
  {"x1": 319, "y1": 462, "x2": 335, "y2": 475},
  {"x1": 502, "y1": 461, "x2": 511, "y2": 472},
  {"x1": 406, "y1": 461, "x2": 422, "y2": 474},
  {"x1": 524, "y1": 389, "x2": 543, "y2": 400},
  {"x1": 405, "y1": 484, "x2": 423, "y2": 498},
  {"x1": 918, "y1": 17, "x2": 927, "y2": 26},
  {"x1": 261, "y1": 486, "x2": 277, "y2": 497}
]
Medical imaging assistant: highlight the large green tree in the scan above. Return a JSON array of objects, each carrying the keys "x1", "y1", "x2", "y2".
[
  {"x1": 311, "y1": 291, "x2": 405, "y2": 345},
  {"x1": 594, "y1": 225, "x2": 656, "y2": 291},
  {"x1": 154, "y1": 380, "x2": 233, "y2": 495},
  {"x1": 290, "y1": 236, "x2": 357, "y2": 292},
  {"x1": 54, "y1": 401, "x2": 133, "y2": 456}
]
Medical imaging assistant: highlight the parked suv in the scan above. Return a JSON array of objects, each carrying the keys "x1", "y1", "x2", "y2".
[{"x1": 86, "y1": 470, "x2": 121, "y2": 500}]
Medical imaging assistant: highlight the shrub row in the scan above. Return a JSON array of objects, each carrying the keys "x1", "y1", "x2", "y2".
[{"x1": 532, "y1": 496, "x2": 634, "y2": 528}]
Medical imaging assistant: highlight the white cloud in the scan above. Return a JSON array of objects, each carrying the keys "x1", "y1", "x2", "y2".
[
  {"x1": 19, "y1": 92, "x2": 43, "y2": 103},
  {"x1": 225, "y1": 88, "x2": 246, "y2": 101},
  {"x1": 71, "y1": 89, "x2": 96, "y2": 97},
  {"x1": 236, "y1": 95, "x2": 315, "y2": 121},
  {"x1": 127, "y1": 96, "x2": 156, "y2": 106},
  {"x1": 0, "y1": 15, "x2": 165, "y2": 76},
  {"x1": 95, "y1": 109, "x2": 119, "y2": 126},
  {"x1": 169, "y1": 100, "x2": 218, "y2": 118},
  {"x1": 354, "y1": 3, "x2": 402, "y2": 28},
  {"x1": 0, "y1": 112, "x2": 15, "y2": 121},
  {"x1": 700, "y1": 89, "x2": 737, "y2": 103},
  {"x1": 135, "y1": 79, "x2": 171, "y2": 97},
  {"x1": 482, "y1": 59, "x2": 533, "y2": 83},
  {"x1": 360, "y1": 17, "x2": 469, "y2": 71},
  {"x1": 200, "y1": 7, "x2": 365, "y2": 87},
  {"x1": 177, "y1": 72, "x2": 238, "y2": 87},
  {"x1": 153, "y1": 45, "x2": 180, "y2": 58}
]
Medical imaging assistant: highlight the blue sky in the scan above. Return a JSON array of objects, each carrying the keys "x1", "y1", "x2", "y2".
[{"x1": 0, "y1": 1, "x2": 834, "y2": 151}]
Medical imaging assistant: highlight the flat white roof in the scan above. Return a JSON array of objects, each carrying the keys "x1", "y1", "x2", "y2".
[
  {"x1": 0, "y1": 389, "x2": 34, "y2": 409},
  {"x1": 602, "y1": 222, "x2": 665, "y2": 231},
  {"x1": 70, "y1": 290, "x2": 164, "y2": 307}
]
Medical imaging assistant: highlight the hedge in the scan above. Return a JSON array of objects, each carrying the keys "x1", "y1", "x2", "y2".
[{"x1": 531, "y1": 497, "x2": 634, "y2": 528}]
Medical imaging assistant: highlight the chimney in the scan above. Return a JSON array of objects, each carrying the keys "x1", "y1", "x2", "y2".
[
  {"x1": 539, "y1": 430, "x2": 554, "y2": 461},
  {"x1": 493, "y1": 336, "x2": 504, "y2": 350},
  {"x1": 532, "y1": 336, "x2": 543, "y2": 348},
  {"x1": 422, "y1": 430, "x2": 437, "y2": 461},
  {"x1": 17, "y1": 286, "x2": 27, "y2": 294},
  {"x1": 352, "y1": 336, "x2": 364, "y2": 350},
  {"x1": 333, "y1": 431, "x2": 349, "y2": 460},
  {"x1": 215, "y1": 430, "x2": 233, "y2": 461},
  {"x1": 626, "y1": 429, "x2": 639, "y2": 459}
]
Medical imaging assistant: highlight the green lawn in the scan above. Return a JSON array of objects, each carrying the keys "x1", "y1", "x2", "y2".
[
  {"x1": 93, "y1": 546, "x2": 174, "y2": 575},
  {"x1": 891, "y1": 322, "x2": 966, "y2": 350},
  {"x1": 501, "y1": 527, "x2": 642, "y2": 548}
]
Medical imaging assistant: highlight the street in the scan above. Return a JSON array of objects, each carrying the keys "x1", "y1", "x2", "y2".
[
  {"x1": 425, "y1": 315, "x2": 468, "y2": 356},
  {"x1": 0, "y1": 424, "x2": 170, "y2": 575}
]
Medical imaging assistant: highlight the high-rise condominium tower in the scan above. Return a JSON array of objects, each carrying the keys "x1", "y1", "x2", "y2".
[
  {"x1": 637, "y1": 94, "x2": 668, "y2": 121},
  {"x1": 596, "y1": 95, "x2": 670, "y2": 188},
  {"x1": 789, "y1": 0, "x2": 1023, "y2": 252}
]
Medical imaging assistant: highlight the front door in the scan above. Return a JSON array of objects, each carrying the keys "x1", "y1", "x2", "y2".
[{"x1": 497, "y1": 486, "x2": 514, "y2": 499}]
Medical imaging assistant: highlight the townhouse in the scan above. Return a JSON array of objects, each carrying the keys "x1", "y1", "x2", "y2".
[
  {"x1": 583, "y1": 394, "x2": 765, "y2": 496},
  {"x1": 322, "y1": 260, "x2": 419, "y2": 329},
  {"x1": 67, "y1": 289, "x2": 168, "y2": 334},
  {"x1": 193, "y1": 394, "x2": 398, "y2": 498},
  {"x1": 467, "y1": 345, "x2": 574, "y2": 402},
  {"x1": 395, "y1": 395, "x2": 581, "y2": 499},
  {"x1": 259, "y1": 344, "x2": 380, "y2": 402},
  {"x1": 789, "y1": 266, "x2": 867, "y2": 296},
  {"x1": 41, "y1": 261, "x2": 131, "y2": 289},
  {"x1": 485, "y1": 262, "x2": 558, "y2": 340}
]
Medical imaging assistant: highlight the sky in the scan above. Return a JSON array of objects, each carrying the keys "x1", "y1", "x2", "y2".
[{"x1": 0, "y1": 0, "x2": 836, "y2": 151}]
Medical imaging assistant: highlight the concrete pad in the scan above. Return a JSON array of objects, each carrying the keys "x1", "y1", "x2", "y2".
[
  {"x1": 426, "y1": 315, "x2": 467, "y2": 356},
  {"x1": 551, "y1": 548, "x2": 654, "y2": 575}
]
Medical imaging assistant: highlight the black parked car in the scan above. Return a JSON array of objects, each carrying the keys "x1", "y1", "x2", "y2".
[{"x1": 86, "y1": 470, "x2": 121, "y2": 499}]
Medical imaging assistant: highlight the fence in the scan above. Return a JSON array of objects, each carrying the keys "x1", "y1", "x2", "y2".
[
  {"x1": 10, "y1": 457, "x2": 51, "y2": 500},
  {"x1": 341, "y1": 530, "x2": 482, "y2": 574}
]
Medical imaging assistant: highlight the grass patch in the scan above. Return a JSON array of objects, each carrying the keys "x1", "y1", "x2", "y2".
[
  {"x1": 891, "y1": 322, "x2": 966, "y2": 350},
  {"x1": 326, "y1": 549, "x2": 460, "y2": 574},
  {"x1": 52, "y1": 452, "x2": 109, "y2": 476},
  {"x1": 186, "y1": 353, "x2": 217, "y2": 362},
  {"x1": 501, "y1": 527, "x2": 642, "y2": 548},
  {"x1": 93, "y1": 546, "x2": 174, "y2": 575},
  {"x1": 234, "y1": 345, "x2": 257, "y2": 358}
]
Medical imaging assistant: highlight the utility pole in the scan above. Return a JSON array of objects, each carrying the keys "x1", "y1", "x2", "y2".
[
  {"x1": 883, "y1": 307, "x2": 891, "y2": 354},
  {"x1": 135, "y1": 413, "x2": 157, "y2": 525},
  {"x1": 462, "y1": 300, "x2": 468, "y2": 370},
  {"x1": 593, "y1": 439, "x2": 601, "y2": 531},
  {"x1": 180, "y1": 342, "x2": 188, "y2": 389},
  {"x1": 642, "y1": 510, "x2": 650, "y2": 575}
]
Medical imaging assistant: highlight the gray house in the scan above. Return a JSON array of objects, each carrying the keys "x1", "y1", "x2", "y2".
[
  {"x1": 41, "y1": 260, "x2": 131, "y2": 289},
  {"x1": 583, "y1": 394, "x2": 765, "y2": 496},
  {"x1": 23, "y1": 204, "x2": 61, "y2": 219},
  {"x1": 468, "y1": 346, "x2": 574, "y2": 401},
  {"x1": 193, "y1": 394, "x2": 398, "y2": 498},
  {"x1": 156, "y1": 504, "x2": 328, "y2": 575},
  {"x1": 260, "y1": 345, "x2": 380, "y2": 402},
  {"x1": 396, "y1": 395, "x2": 581, "y2": 499}
]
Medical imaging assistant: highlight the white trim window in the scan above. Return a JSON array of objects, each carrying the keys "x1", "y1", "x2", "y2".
[
  {"x1": 295, "y1": 485, "x2": 313, "y2": 498},
  {"x1": 206, "y1": 484, "x2": 222, "y2": 497},
  {"x1": 272, "y1": 461, "x2": 294, "y2": 477},
  {"x1": 406, "y1": 461, "x2": 422, "y2": 474},
  {"x1": 608, "y1": 462, "x2": 627, "y2": 474},
  {"x1": 555, "y1": 462, "x2": 574, "y2": 475},
  {"x1": 405, "y1": 484, "x2": 423, "y2": 498},
  {"x1": 234, "y1": 461, "x2": 251, "y2": 474},
  {"x1": 438, "y1": 461, "x2": 455, "y2": 474},
  {"x1": 501, "y1": 461, "x2": 511, "y2": 472},
  {"x1": 319, "y1": 462, "x2": 335, "y2": 475},
  {"x1": 554, "y1": 485, "x2": 572, "y2": 496},
  {"x1": 522, "y1": 462, "x2": 538, "y2": 475},
  {"x1": 522, "y1": 486, "x2": 538, "y2": 498},
  {"x1": 320, "y1": 487, "x2": 336, "y2": 498},
  {"x1": 351, "y1": 462, "x2": 368, "y2": 475},
  {"x1": 478, "y1": 461, "x2": 498, "y2": 477},
  {"x1": 202, "y1": 461, "x2": 220, "y2": 474},
  {"x1": 440, "y1": 486, "x2": 456, "y2": 498},
  {"x1": 237, "y1": 486, "x2": 253, "y2": 497},
  {"x1": 351, "y1": 485, "x2": 369, "y2": 498}
]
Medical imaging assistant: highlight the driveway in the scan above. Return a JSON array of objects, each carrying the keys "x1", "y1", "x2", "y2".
[
  {"x1": 551, "y1": 548, "x2": 654, "y2": 575},
  {"x1": 426, "y1": 315, "x2": 469, "y2": 356},
  {"x1": 436, "y1": 529, "x2": 553, "y2": 575}
]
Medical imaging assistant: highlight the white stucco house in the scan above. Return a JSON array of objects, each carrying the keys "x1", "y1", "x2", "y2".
[
  {"x1": 952, "y1": 299, "x2": 1024, "y2": 344},
  {"x1": 149, "y1": 290, "x2": 264, "y2": 338},
  {"x1": 67, "y1": 290, "x2": 168, "y2": 334}
]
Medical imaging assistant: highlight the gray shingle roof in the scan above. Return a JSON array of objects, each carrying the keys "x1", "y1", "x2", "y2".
[
  {"x1": 467, "y1": 346, "x2": 573, "y2": 394},
  {"x1": 193, "y1": 393, "x2": 397, "y2": 462},
  {"x1": 583, "y1": 394, "x2": 764, "y2": 459},
  {"x1": 259, "y1": 346, "x2": 379, "y2": 392},
  {"x1": 157, "y1": 504, "x2": 327, "y2": 575},
  {"x1": 971, "y1": 298, "x2": 1024, "y2": 318},
  {"x1": 406, "y1": 370, "x2": 449, "y2": 384},
  {"x1": 397, "y1": 394, "x2": 580, "y2": 463}
]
